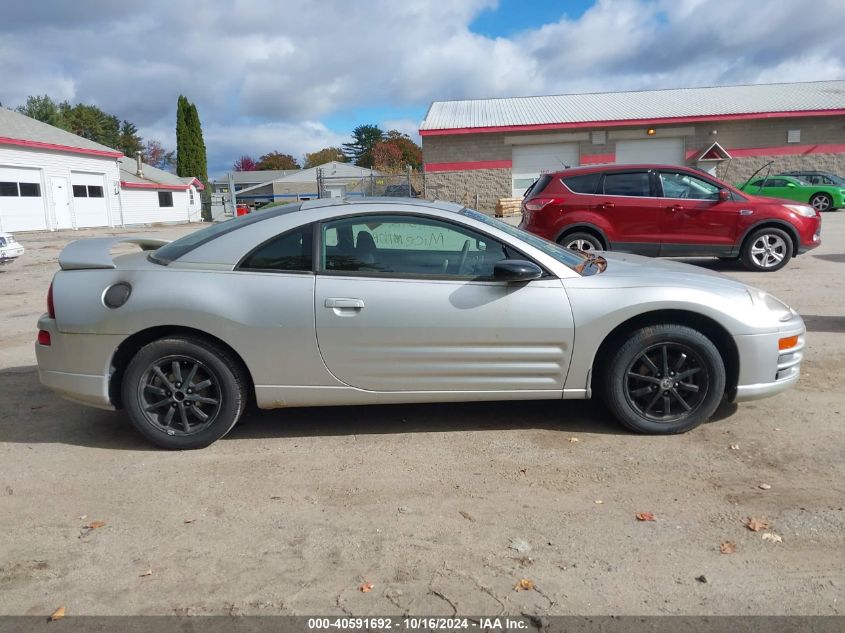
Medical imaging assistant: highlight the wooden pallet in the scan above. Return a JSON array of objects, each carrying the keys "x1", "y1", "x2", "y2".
[{"x1": 495, "y1": 197, "x2": 522, "y2": 217}]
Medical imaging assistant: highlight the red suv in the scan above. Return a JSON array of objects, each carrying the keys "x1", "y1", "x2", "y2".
[{"x1": 519, "y1": 164, "x2": 821, "y2": 272}]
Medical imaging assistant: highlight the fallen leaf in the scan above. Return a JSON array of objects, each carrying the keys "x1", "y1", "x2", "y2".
[
  {"x1": 459, "y1": 510, "x2": 475, "y2": 522},
  {"x1": 745, "y1": 517, "x2": 769, "y2": 532},
  {"x1": 636, "y1": 512, "x2": 656, "y2": 522},
  {"x1": 594, "y1": 500, "x2": 604, "y2": 504},
  {"x1": 269, "y1": 496, "x2": 282, "y2": 500},
  {"x1": 183, "y1": 519, "x2": 195, "y2": 524},
  {"x1": 49, "y1": 606, "x2": 66, "y2": 621},
  {"x1": 78, "y1": 515, "x2": 87, "y2": 520},
  {"x1": 85, "y1": 520, "x2": 106, "y2": 530},
  {"x1": 695, "y1": 574, "x2": 708, "y2": 583},
  {"x1": 508, "y1": 538, "x2": 531, "y2": 553},
  {"x1": 758, "y1": 483, "x2": 772, "y2": 490},
  {"x1": 397, "y1": 506, "x2": 410, "y2": 514},
  {"x1": 568, "y1": 437, "x2": 580, "y2": 443},
  {"x1": 719, "y1": 541, "x2": 736, "y2": 554},
  {"x1": 519, "y1": 468, "x2": 528, "y2": 476},
  {"x1": 359, "y1": 582, "x2": 374, "y2": 593},
  {"x1": 762, "y1": 532, "x2": 783, "y2": 544},
  {"x1": 729, "y1": 444, "x2": 740, "y2": 450},
  {"x1": 139, "y1": 569, "x2": 153, "y2": 577},
  {"x1": 514, "y1": 578, "x2": 535, "y2": 591}
]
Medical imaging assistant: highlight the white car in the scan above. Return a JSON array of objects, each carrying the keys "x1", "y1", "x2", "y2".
[{"x1": 0, "y1": 232, "x2": 24, "y2": 264}]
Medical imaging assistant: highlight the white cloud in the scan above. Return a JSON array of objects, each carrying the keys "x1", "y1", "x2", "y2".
[{"x1": 2, "y1": 0, "x2": 844, "y2": 174}]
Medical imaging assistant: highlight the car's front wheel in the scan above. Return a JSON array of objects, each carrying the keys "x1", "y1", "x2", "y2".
[
  {"x1": 121, "y1": 336, "x2": 248, "y2": 449},
  {"x1": 740, "y1": 227, "x2": 793, "y2": 272},
  {"x1": 809, "y1": 193, "x2": 832, "y2": 212},
  {"x1": 602, "y1": 324, "x2": 725, "y2": 434}
]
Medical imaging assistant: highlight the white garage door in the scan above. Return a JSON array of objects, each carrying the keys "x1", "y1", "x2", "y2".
[
  {"x1": 615, "y1": 138, "x2": 685, "y2": 166},
  {"x1": 0, "y1": 166, "x2": 47, "y2": 232},
  {"x1": 512, "y1": 143, "x2": 579, "y2": 196},
  {"x1": 70, "y1": 171, "x2": 110, "y2": 228}
]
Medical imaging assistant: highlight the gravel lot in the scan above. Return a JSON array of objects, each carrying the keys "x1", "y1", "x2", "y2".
[{"x1": 0, "y1": 215, "x2": 843, "y2": 616}]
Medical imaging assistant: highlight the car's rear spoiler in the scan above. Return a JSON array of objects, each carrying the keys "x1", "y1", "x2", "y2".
[{"x1": 58, "y1": 237, "x2": 170, "y2": 270}]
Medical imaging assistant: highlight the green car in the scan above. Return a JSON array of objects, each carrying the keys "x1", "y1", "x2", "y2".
[{"x1": 737, "y1": 175, "x2": 845, "y2": 212}]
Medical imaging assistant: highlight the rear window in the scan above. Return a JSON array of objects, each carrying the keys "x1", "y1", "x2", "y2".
[
  {"x1": 524, "y1": 174, "x2": 552, "y2": 198},
  {"x1": 150, "y1": 204, "x2": 303, "y2": 265},
  {"x1": 562, "y1": 173, "x2": 601, "y2": 194},
  {"x1": 603, "y1": 172, "x2": 651, "y2": 197}
]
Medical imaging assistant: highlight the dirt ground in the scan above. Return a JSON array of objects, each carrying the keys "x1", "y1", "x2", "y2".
[{"x1": 0, "y1": 216, "x2": 843, "y2": 617}]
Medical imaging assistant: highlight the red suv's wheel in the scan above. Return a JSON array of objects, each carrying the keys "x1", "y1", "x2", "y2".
[
  {"x1": 741, "y1": 227, "x2": 793, "y2": 272},
  {"x1": 559, "y1": 232, "x2": 604, "y2": 252}
]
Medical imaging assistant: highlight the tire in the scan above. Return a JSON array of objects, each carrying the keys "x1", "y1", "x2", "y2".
[
  {"x1": 121, "y1": 336, "x2": 248, "y2": 449},
  {"x1": 809, "y1": 193, "x2": 832, "y2": 213},
  {"x1": 740, "y1": 227, "x2": 793, "y2": 272},
  {"x1": 559, "y1": 231, "x2": 603, "y2": 252},
  {"x1": 602, "y1": 324, "x2": 725, "y2": 434}
]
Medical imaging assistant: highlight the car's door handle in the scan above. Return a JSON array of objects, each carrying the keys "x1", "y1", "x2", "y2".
[
  {"x1": 667, "y1": 205, "x2": 683, "y2": 212},
  {"x1": 599, "y1": 202, "x2": 615, "y2": 209},
  {"x1": 324, "y1": 297, "x2": 365, "y2": 309}
]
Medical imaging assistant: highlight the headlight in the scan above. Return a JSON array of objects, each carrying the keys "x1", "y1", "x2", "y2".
[
  {"x1": 747, "y1": 287, "x2": 796, "y2": 321},
  {"x1": 784, "y1": 204, "x2": 817, "y2": 218}
]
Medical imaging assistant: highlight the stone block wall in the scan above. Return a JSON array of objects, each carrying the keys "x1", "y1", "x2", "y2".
[{"x1": 424, "y1": 168, "x2": 511, "y2": 213}]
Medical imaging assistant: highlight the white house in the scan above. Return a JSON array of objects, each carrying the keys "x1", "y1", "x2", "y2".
[
  {"x1": 0, "y1": 107, "x2": 202, "y2": 232},
  {"x1": 118, "y1": 154, "x2": 203, "y2": 225}
]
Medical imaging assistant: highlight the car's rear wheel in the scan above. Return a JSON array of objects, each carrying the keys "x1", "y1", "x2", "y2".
[
  {"x1": 810, "y1": 193, "x2": 832, "y2": 212},
  {"x1": 121, "y1": 337, "x2": 248, "y2": 449},
  {"x1": 602, "y1": 324, "x2": 725, "y2": 434},
  {"x1": 740, "y1": 227, "x2": 793, "y2": 272},
  {"x1": 559, "y1": 231, "x2": 603, "y2": 252}
]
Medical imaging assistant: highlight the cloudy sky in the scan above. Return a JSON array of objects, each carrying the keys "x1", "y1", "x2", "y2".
[{"x1": 2, "y1": 0, "x2": 844, "y2": 176}]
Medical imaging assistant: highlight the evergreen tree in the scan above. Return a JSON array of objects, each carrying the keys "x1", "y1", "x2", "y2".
[
  {"x1": 119, "y1": 120, "x2": 143, "y2": 158},
  {"x1": 15, "y1": 95, "x2": 69, "y2": 130},
  {"x1": 176, "y1": 95, "x2": 191, "y2": 177},
  {"x1": 342, "y1": 124, "x2": 384, "y2": 167}
]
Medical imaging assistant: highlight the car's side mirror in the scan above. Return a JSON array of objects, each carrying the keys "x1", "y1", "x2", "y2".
[
  {"x1": 786, "y1": 182, "x2": 796, "y2": 188},
  {"x1": 493, "y1": 259, "x2": 543, "y2": 282},
  {"x1": 719, "y1": 189, "x2": 730, "y2": 202}
]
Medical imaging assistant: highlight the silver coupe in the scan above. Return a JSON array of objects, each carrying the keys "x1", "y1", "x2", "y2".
[{"x1": 35, "y1": 199, "x2": 805, "y2": 449}]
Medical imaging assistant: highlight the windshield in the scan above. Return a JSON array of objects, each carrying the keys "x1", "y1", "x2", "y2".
[
  {"x1": 150, "y1": 205, "x2": 302, "y2": 264},
  {"x1": 459, "y1": 208, "x2": 590, "y2": 270}
]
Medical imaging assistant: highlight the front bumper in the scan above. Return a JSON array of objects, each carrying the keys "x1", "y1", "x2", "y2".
[
  {"x1": 35, "y1": 315, "x2": 122, "y2": 410},
  {"x1": 731, "y1": 317, "x2": 805, "y2": 403}
]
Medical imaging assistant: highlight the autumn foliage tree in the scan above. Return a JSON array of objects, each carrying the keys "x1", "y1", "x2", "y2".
[
  {"x1": 233, "y1": 155, "x2": 258, "y2": 171},
  {"x1": 371, "y1": 130, "x2": 423, "y2": 173},
  {"x1": 304, "y1": 147, "x2": 347, "y2": 168},
  {"x1": 144, "y1": 140, "x2": 176, "y2": 172},
  {"x1": 256, "y1": 151, "x2": 300, "y2": 170}
]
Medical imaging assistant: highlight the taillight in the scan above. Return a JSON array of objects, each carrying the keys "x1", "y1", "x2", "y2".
[
  {"x1": 523, "y1": 197, "x2": 556, "y2": 212},
  {"x1": 37, "y1": 330, "x2": 51, "y2": 346},
  {"x1": 47, "y1": 282, "x2": 55, "y2": 319}
]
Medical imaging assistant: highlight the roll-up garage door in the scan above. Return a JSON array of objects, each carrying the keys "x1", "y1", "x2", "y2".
[
  {"x1": 70, "y1": 172, "x2": 110, "y2": 228},
  {"x1": 512, "y1": 143, "x2": 579, "y2": 196},
  {"x1": 0, "y1": 166, "x2": 47, "y2": 232},
  {"x1": 615, "y1": 138, "x2": 684, "y2": 166}
]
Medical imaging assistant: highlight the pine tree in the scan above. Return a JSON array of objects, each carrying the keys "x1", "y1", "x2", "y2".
[{"x1": 175, "y1": 95, "x2": 190, "y2": 177}]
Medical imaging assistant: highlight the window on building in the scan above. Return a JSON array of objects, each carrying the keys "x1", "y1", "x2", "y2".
[
  {"x1": 87, "y1": 185, "x2": 104, "y2": 198},
  {"x1": 72, "y1": 184, "x2": 88, "y2": 197},
  {"x1": 0, "y1": 182, "x2": 19, "y2": 196},
  {"x1": 602, "y1": 171, "x2": 652, "y2": 197},
  {"x1": 189, "y1": 189, "x2": 195, "y2": 203},
  {"x1": 787, "y1": 129, "x2": 801, "y2": 144},
  {"x1": 158, "y1": 191, "x2": 174, "y2": 207},
  {"x1": 239, "y1": 225, "x2": 313, "y2": 272},
  {"x1": 18, "y1": 183, "x2": 41, "y2": 197}
]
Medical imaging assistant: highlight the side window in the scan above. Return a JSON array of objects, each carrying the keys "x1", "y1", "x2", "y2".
[
  {"x1": 240, "y1": 224, "x2": 313, "y2": 272},
  {"x1": 659, "y1": 172, "x2": 720, "y2": 200},
  {"x1": 321, "y1": 214, "x2": 510, "y2": 278},
  {"x1": 766, "y1": 179, "x2": 787, "y2": 188},
  {"x1": 562, "y1": 173, "x2": 601, "y2": 194},
  {"x1": 602, "y1": 172, "x2": 651, "y2": 197}
]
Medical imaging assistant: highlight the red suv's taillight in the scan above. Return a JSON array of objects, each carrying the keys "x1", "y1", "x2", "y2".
[
  {"x1": 47, "y1": 282, "x2": 55, "y2": 319},
  {"x1": 523, "y1": 197, "x2": 555, "y2": 212}
]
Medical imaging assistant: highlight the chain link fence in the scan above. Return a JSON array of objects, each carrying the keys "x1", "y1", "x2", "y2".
[{"x1": 317, "y1": 169, "x2": 424, "y2": 199}]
